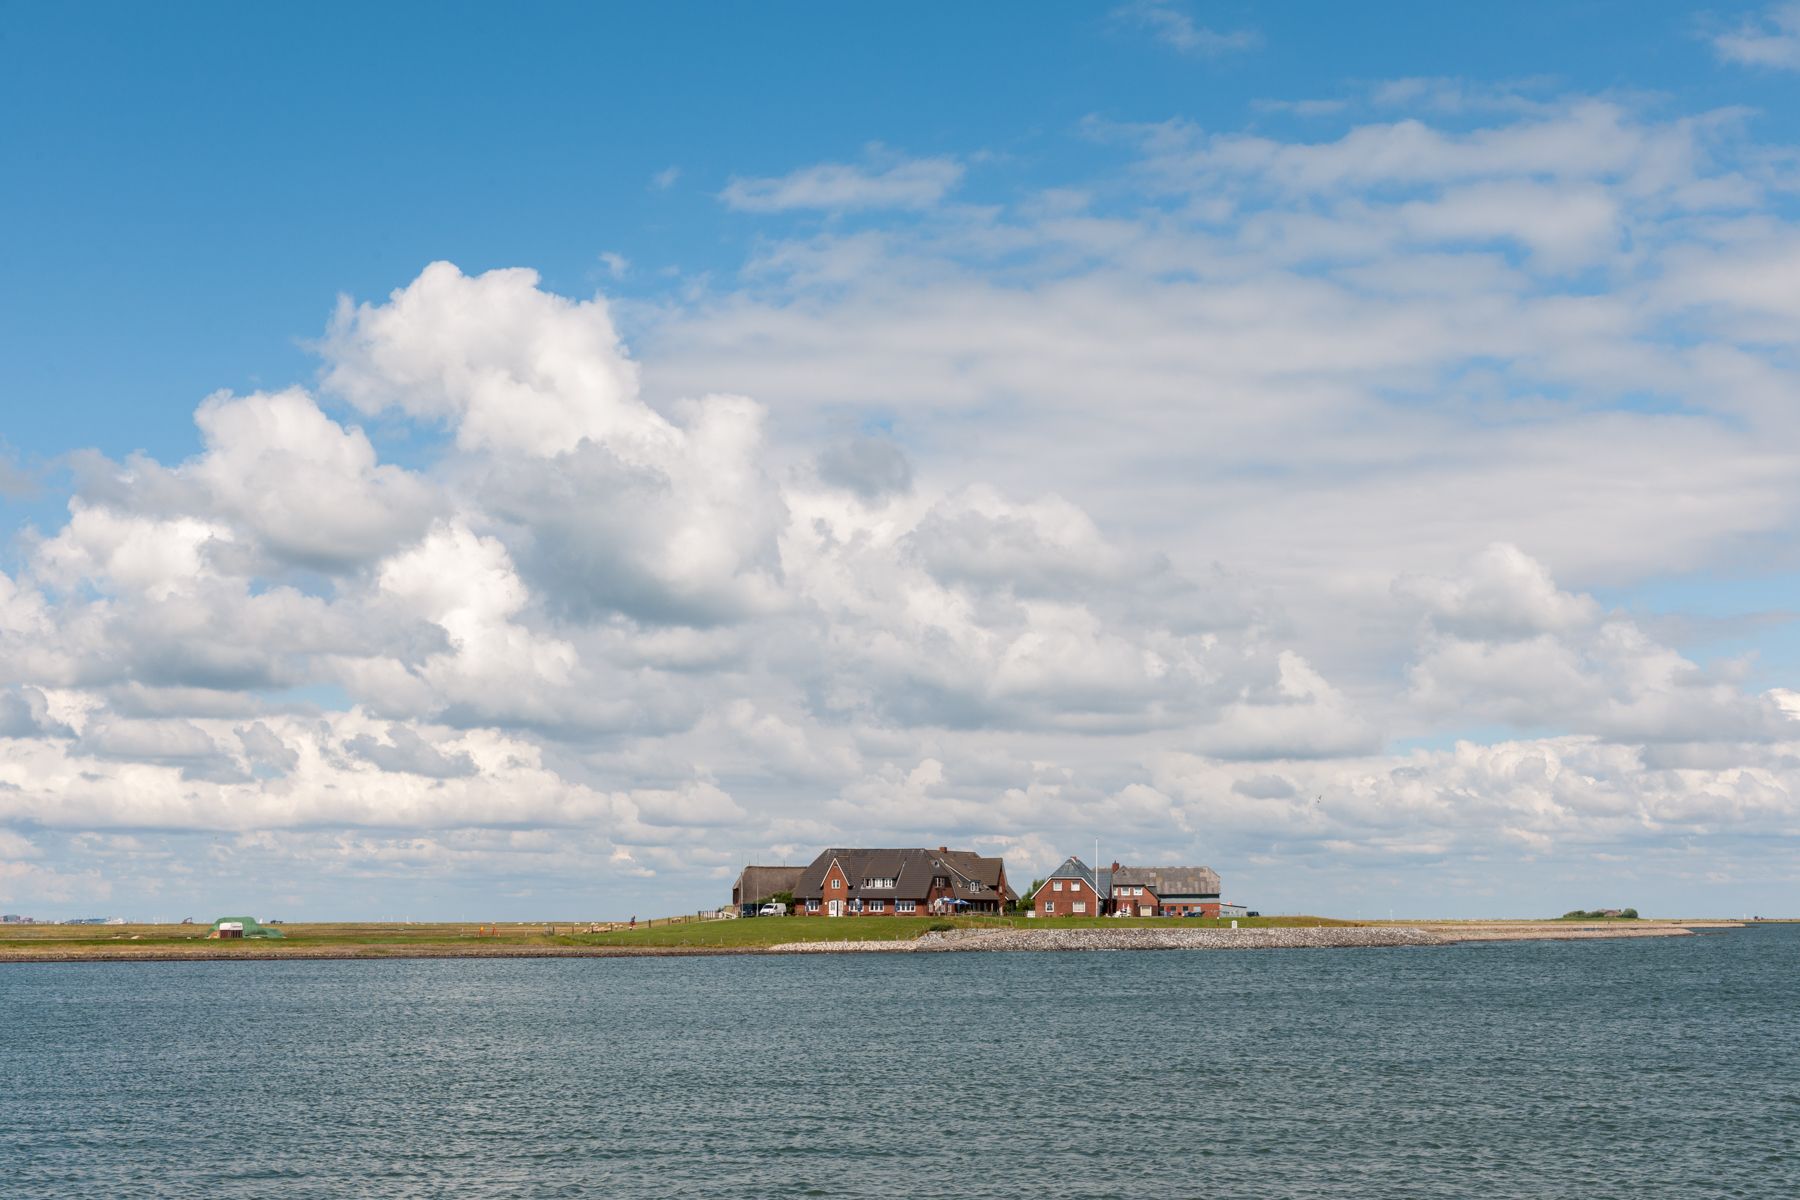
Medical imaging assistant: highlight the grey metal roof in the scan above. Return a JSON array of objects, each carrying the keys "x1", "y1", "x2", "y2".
[{"x1": 1111, "y1": 865, "x2": 1221, "y2": 898}]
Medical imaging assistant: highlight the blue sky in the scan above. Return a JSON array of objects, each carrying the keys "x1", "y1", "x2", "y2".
[
  {"x1": 4, "y1": 2, "x2": 1800, "y2": 920},
  {"x1": 7, "y1": 1, "x2": 1793, "y2": 459}
]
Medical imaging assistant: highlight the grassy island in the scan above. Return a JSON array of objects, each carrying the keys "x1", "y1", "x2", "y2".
[
  {"x1": 0, "y1": 913, "x2": 1351, "y2": 959},
  {"x1": 0, "y1": 912, "x2": 1736, "y2": 961}
]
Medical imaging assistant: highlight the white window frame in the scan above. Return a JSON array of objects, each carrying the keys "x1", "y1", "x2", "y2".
[
  {"x1": 1043, "y1": 901, "x2": 1055, "y2": 914},
  {"x1": 807, "y1": 900, "x2": 820, "y2": 912},
  {"x1": 867, "y1": 900, "x2": 884, "y2": 913},
  {"x1": 897, "y1": 900, "x2": 916, "y2": 913},
  {"x1": 1073, "y1": 901, "x2": 1087, "y2": 914},
  {"x1": 1052, "y1": 881, "x2": 1064, "y2": 891}
]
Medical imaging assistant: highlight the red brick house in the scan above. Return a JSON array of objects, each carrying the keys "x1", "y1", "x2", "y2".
[
  {"x1": 1111, "y1": 864, "x2": 1223, "y2": 916},
  {"x1": 1031, "y1": 856, "x2": 1106, "y2": 917},
  {"x1": 1030, "y1": 857, "x2": 1227, "y2": 917},
  {"x1": 793, "y1": 847, "x2": 1014, "y2": 916}
]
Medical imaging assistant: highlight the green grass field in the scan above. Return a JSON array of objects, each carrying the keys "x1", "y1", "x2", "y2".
[
  {"x1": 0, "y1": 921, "x2": 584, "y2": 957},
  {"x1": 0, "y1": 913, "x2": 1361, "y2": 957}
]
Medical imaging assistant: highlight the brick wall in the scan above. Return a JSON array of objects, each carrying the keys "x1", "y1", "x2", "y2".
[
  {"x1": 1112, "y1": 884, "x2": 1159, "y2": 917},
  {"x1": 1034, "y1": 877, "x2": 1101, "y2": 917}
]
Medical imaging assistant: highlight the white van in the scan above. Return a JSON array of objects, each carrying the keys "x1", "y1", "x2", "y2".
[{"x1": 759, "y1": 902, "x2": 788, "y2": 916}]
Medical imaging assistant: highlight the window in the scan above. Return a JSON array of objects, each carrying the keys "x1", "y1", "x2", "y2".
[
  {"x1": 807, "y1": 900, "x2": 820, "y2": 912},
  {"x1": 861, "y1": 877, "x2": 896, "y2": 889},
  {"x1": 1043, "y1": 902, "x2": 1055, "y2": 914},
  {"x1": 897, "y1": 900, "x2": 916, "y2": 913},
  {"x1": 1053, "y1": 881, "x2": 1064, "y2": 891},
  {"x1": 848, "y1": 899, "x2": 862, "y2": 913},
  {"x1": 1073, "y1": 902, "x2": 1087, "y2": 914},
  {"x1": 867, "y1": 901, "x2": 884, "y2": 913}
]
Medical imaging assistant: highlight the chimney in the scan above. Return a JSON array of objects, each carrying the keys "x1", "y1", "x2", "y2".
[
  {"x1": 1111, "y1": 861, "x2": 1121, "y2": 873},
  {"x1": 938, "y1": 846, "x2": 949, "y2": 852}
]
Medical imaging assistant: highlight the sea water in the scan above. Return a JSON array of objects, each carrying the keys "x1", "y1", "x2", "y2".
[{"x1": 2, "y1": 926, "x2": 1796, "y2": 1198}]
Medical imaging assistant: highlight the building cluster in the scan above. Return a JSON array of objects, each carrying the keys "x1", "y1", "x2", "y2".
[
  {"x1": 1030, "y1": 856, "x2": 1247, "y2": 919},
  {"x1": 731, "y1": 847, "x2": 1247, "y2": 918},
  {"x1": 734, "y1": 846, "x2": 1013, "y2": 917}
]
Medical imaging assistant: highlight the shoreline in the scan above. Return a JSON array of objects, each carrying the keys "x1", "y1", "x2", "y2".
[
  {"x1": 0, "y1": 921, "x2": 1740, "y2": 963},
  {"x1": 771, "y1": 922, "x2": 1717, "y2": 953}
]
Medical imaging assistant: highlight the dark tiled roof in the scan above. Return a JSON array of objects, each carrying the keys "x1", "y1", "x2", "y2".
[
  {"x1": 795, "y1": 847, "x2": 1009, "y2": 902},
  {"x1": 734, "y1": 865, "x2": 805, "y2": 905}
]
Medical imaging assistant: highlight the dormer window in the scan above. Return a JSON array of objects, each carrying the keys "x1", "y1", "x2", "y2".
[{"x1": 860, "y1": 877, "x2": 896, "y2": 889}]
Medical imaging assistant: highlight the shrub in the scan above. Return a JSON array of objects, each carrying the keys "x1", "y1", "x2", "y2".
[{"x1": 927, "y1": 922, "x2": 955, "y2": 932}]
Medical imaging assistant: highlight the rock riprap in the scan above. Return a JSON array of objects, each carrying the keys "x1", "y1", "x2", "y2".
[{"x1": 769, "y1": 926, "x2": 1446, "y2": 953}]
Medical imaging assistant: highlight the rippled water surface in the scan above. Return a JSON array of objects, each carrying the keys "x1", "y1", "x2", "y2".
[{"x1": 4, "y1": 927, "x2": 1797, "y2": 1198}]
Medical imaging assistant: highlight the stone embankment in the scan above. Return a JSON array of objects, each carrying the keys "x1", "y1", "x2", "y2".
[
  {"x1": 1423, "y1": 923, "x2": 1698, "y2": 941},
  {"x1": 937, "y1": 926, "x2": 1445, "y2": 951},
  {"x1": 769, "y1": 926, "x2": 1447, "y2": 953}
]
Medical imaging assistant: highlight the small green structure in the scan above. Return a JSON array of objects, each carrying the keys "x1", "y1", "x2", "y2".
[{"x1": 207, "y1": 916, "x2": 285, "y2": 939}]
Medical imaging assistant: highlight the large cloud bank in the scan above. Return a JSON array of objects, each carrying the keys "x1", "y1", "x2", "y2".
[{"x1": 6, "y1": 89, "x2": 1800, "y2": 915}]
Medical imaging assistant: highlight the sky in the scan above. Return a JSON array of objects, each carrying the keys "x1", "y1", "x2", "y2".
[{"x1": 4, "y1": 1, "x2": 1800, "y2": 920}]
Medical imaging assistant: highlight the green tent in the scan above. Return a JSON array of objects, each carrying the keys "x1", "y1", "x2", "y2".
[{"x1": 208, "y1": 916, "x2": 286, "y2": 938}]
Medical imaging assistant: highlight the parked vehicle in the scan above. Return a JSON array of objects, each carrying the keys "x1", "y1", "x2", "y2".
[{"x1": 759, "y1": 902, "x2": 788, "y2": 916}]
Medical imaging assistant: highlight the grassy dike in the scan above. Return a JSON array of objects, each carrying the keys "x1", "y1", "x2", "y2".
[
  {"x1": 0, "y1": 914, "x2": 1358, "y2": 960},
  {"x1": 1, "y1": 914, "x2": 1730, "y2": 960}
]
